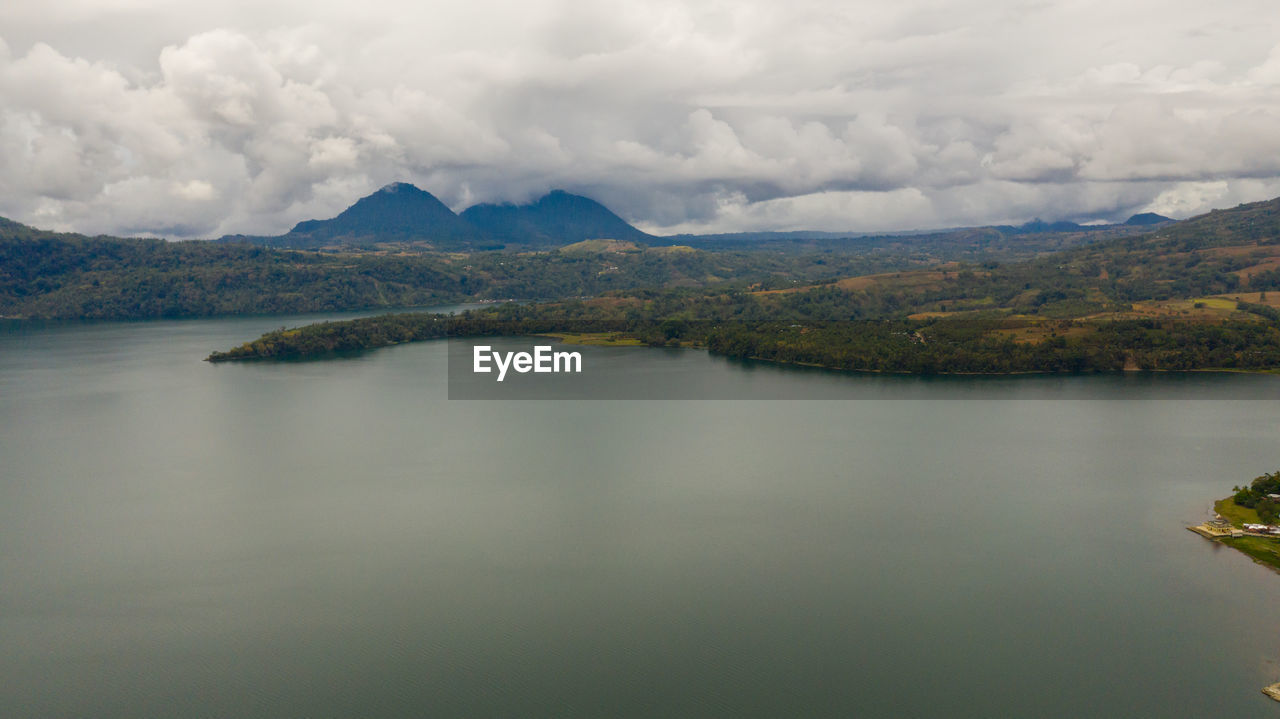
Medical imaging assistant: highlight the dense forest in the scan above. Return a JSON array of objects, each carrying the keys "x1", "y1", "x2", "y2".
[
  {"x1": 0, "y1": 221, "x2": 897, "y2": 319},
  {"x1": 1232, "y1": 471, "x2": 1280, "y2": 524},
  {"x1": 19, "y1": 194, "x2": 1280, "y2": 375},
  {"x1": 206, "y1": 313, "x2": 454, "y2": 361},
  {"x1": 203, "y1": 196, "x2": 1280, "y2": 373},
  {"x1": 207, "y1": 296, "x2": 1280, "y2": 374},
  {"x1": 1, "y1": 212, "x2": 1159, "y2": 321}
]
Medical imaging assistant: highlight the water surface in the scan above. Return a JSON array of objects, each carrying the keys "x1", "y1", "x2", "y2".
[{"x1": 2, "y1": 314, "x2": 1279, "y2": 717}]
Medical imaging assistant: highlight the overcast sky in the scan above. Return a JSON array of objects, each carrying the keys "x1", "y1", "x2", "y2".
[{"x1": 2, "y1": 0, "x2": 1279, "y2": 238}]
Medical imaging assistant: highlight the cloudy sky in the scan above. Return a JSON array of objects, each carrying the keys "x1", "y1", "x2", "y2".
[{"x1": 2, "y1": 0, "x2": 1279, "y2": 238}]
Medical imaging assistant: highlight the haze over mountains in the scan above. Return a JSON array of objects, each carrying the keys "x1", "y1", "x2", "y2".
[{"x1": 219, "y1": 182, "x2": 1172, "y2": 251}]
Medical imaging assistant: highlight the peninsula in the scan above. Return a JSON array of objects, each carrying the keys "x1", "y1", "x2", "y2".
[{"x1": 1188, "y1": 470, "x2": 1280, "y2": 572}]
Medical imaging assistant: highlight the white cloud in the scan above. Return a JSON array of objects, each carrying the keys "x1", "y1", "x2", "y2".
[
  {"x1": 651, "y1": 187, "x2": 935, "y2": 234},
  {"x1": 0, "y1": 0, "x2": 1277, "y2": 237},
  {"x1": 1143, "y1": 179, "x2": 1280, "y2": 218},
  {"x1": 171, "y1": 179, "x2": 216, "y2": 201}
]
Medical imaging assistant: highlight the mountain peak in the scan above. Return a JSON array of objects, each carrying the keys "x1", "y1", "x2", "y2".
[
  {"x1": 223, "y1": 183, "x2": 650, "y2": 249},
  {"x1": 461, "y1": 190, "x2": 652, "y2": 246},
  {"x1": 375, "y1": 182, "x2": 423, "y2": 194},
  {"x1": 283, "y1": 182, "x2": 476, "y2": 246},
  {"x1": 1124, "y1": 212, "x2": 1174, "y2": 226}
]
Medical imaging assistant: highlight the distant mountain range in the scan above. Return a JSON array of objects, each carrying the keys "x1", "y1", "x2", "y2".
[
  {"x1": 220, "y1": 183, "x2": 654, "y2": 250},
  {"x1": 220, "y1": 181, "x2": 1174, "y2": 250},
  {"x1": 997, "y1": 212, "x2": 1174, "y2": 235},
  {"x1": 212, "y1": 180, "x2": 1177, "y2": 250}
]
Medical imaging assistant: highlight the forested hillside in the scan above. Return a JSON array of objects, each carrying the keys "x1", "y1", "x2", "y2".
[
  {"x1": 207, "y1": 197, "x2": 1280, "y2": 374},
  {"x1": 0, "y1": 220, "x2": 891, "y2": 319}
]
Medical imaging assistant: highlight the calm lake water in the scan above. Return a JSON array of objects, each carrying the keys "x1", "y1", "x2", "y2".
[{"x1": 3, "y1": 311, "x2": 1280, "y2": 717}]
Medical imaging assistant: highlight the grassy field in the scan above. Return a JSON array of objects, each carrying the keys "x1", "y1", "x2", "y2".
[
  {"x1": 556, "y1": 239, "x2": 642, "y2": 254},
  {"x1": 1217, "y1": 291, "x2": 1280, "y2": 308},
  {"x1": 538, "y1": 332, "x2": 645, "y2": 346},
  {"x1": 1220, "y1": 536, "x2": 1280, "y2": 571},
  {"x1": 1214, "y1": 497, "x2": 1260, "y2": 526}
]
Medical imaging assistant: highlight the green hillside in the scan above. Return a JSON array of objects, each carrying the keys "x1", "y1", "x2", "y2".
[{"x1": 207, "y1": 196, "x2": 1280, "y2": 373}]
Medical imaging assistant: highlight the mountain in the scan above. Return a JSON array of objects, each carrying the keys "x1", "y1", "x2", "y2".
[
  {"x1": 1124, "y1": 212, "x2": 1174, "y2": 226},
  {"x1": 267, "y1": 182, "x2": 481, "y2": 248},
  {"x1": 460, "y1": 190, "x2": 653, "y2": 245},
  {"x1": 220, "y1": 181, "x2": 1167, "y2": 252},
  {"x1": 221, "y1": 184, "x2": 653, "y2": 249}
]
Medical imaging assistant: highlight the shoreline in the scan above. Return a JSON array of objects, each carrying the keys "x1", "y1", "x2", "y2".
[
  {"x1": 1189, "y1": 499, "x2": 1280, "y2": 701},
  {"x1": 1188, "y1": 498, "x2": 1280, "y2": 575}
]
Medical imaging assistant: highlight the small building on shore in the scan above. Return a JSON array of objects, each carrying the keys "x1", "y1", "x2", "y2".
[{"x1": 1242, "y1": 523, "x2": 1280, "y2": 535}]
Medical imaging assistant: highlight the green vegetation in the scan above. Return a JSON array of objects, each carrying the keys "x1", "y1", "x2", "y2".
[
  {"x1": 536, "y1": 332, "x2": 646, "y2": 346},
  {"x1": 1214, "y1": 497, "x2": 1260, "y2": 527},
  {"x1": 0, "y1": 217, "x2": 930, "y2": 320},
  {"x1": 207, "y1": 296, "x2": 1280, "y2": 372},
  {"x1": 0, "y1": 221, "x2": 462, "y2": 319},
  {"x1": 0, "y1": 206, "x2": 1173, "y2": 322},
  {"x1": 0, "y1": 227, "x2": 865, "y2": 321},
  {"x1": 18, "y1": 191, "x2": 1280, "y2": 377},
  {"x1": 203, "y1": 195, "x2": 1280, "y2": 372},
  {"x1": 1230, "y1": 470, "x2": 1280, "y2": 523},
  {"x1": 1220, "y1": 535, "x2": 1280, "y2": 570},
  {"x1": 700, "y1": 318, "x2": 1280, "y2": 373},
  {"x1": 207, "y1": 313, "x2": 453, "y2": 361}
]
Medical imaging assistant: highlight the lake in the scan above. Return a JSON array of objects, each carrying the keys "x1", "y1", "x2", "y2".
[{"x1": 2, "y1": 311, "x2": 1280, "y2": 717}]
